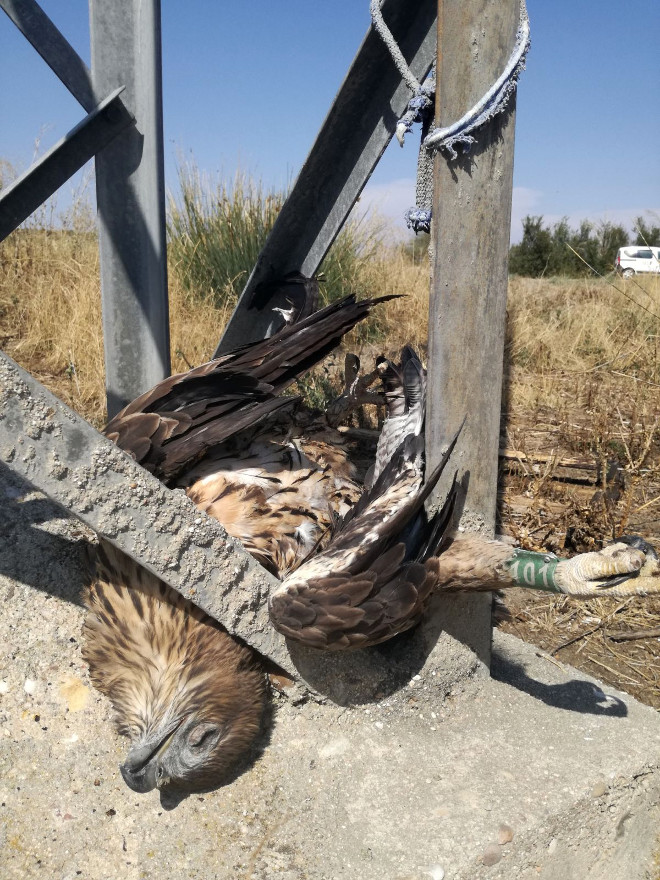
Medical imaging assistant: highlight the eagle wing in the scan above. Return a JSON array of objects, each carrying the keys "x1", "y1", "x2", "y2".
[
  {"x1": 101, "y1": 290, "x2": 462, "y2": 650},
  {"x1": 105, "y1": 290, "x2": 396, "y2": 483},
  {"x1": 268, "y1": 424, "x2": 461, "y2": 650}
]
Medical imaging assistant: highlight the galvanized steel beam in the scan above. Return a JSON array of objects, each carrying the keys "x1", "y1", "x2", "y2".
[
  {"x1": 426, "y1": 0, "x2": 522, "y2": 664},
  {"x1": 90, "y1": 0, "x2": 170, "y2": 418},
  {"x1": 0, "y1": 88, "x2": 133, "y2": 241},
  {"x1": 215, "y1": 0, "x2": 437, "y2": 355},
  {"x1": 0, "y1": 350, "x2": 296, "y2": 677},
  {"x1": 2, "y1": 0, "x2": 169, "y2": 417},
  {"x1": 0, "y1": 0, "x2": 97, "y2": 111}
]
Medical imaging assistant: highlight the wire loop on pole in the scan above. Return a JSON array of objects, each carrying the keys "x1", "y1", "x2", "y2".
[{"x1": 370, "y1": 0, "x2": 531, "y2": 232}]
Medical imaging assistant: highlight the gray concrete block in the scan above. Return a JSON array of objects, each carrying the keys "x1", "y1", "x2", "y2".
[{"x1": 1, "y1": 459, "x2": 658, "y2": 880}]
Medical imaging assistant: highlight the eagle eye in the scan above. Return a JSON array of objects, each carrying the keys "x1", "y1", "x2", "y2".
[{"x1": 187, "y1": 723, "x2": 220, "y2": 749}]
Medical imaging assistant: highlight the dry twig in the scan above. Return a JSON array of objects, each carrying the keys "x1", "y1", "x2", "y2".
[{"x1": 604, "y1": 627, "x2": 660, "y2": 642}]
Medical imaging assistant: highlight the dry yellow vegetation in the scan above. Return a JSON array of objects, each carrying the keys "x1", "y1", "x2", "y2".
[
  {"x1": 4, "y1": 227, "x2": 659, "y2": 438},
  {"x1": 0, "y1": 227, "x2": 432, "y2": 425}
]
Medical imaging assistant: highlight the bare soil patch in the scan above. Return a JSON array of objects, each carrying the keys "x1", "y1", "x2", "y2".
[{"x1": 496, "y1": 375, "x2": 660, "y2": 709}]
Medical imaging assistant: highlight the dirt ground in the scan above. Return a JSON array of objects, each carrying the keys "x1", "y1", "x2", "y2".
[{"x1": 495, "y1": 395, "x2": 660, "y2": 710}]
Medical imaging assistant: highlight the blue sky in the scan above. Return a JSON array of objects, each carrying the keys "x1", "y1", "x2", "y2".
[{"x1": 2, "y1": 1, "x2": 659, "y2": 242}]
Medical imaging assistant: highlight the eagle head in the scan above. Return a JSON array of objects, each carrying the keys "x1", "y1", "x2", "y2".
[
  {"x1": 118, "y1": 647, "x2": 266, "y2": 794},
  {"x1": 83, "y1": 545, "x2": 267, "y2": 795}
]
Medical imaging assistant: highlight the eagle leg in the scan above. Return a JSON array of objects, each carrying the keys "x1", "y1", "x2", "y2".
[
  {"x1": 431, "y1": 534, "x2": 660, "y2": 599},
  {"x1": 325, "y1": 353, "x2": 386, "y2": 427}
]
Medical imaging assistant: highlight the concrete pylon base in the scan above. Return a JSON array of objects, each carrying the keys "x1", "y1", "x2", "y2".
[{"x1": 1, "y1": 468, "x2": 658, "y2": 880}]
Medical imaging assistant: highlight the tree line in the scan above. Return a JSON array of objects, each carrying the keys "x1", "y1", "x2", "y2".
[{"x1": 508, "y1": 215, "x2": 660, "y2": 277}]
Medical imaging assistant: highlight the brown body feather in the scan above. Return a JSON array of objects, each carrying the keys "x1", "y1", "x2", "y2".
[{"x1": 180, "y1": 432, "x2": 360, "y2": 577}]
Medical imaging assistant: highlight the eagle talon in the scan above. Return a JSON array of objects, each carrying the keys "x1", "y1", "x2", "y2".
[
  {"x1": 553, "y1": 540, "x2": 660, "y2": 597},
  {"x1": 325, "y1": 353, "x2": 386, "y2": 427},
  {"x1": 617, "y1": 534, "x2": 659, "y2": 566},
  {"x1": 594, "y1": 573, "x2": 637, "y2": 591}
]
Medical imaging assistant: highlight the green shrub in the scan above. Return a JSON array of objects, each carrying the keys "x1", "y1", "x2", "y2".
[
  {"x1": 509, "y1": 215, "x2": 629, "y2": 277},
  {"x1": 167, "y1": 161, "x2": 386, "y2": 321},
  {"x1": 168, "y1": 164, "x2": 281, "y2": 310}
]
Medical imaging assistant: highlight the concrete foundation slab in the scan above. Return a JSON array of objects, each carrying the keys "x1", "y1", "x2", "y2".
[{"x1": 1, "y1": 467, "x2": 658, "y2": 880}]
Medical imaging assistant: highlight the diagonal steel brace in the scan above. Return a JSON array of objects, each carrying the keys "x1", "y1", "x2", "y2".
[
  {"x1": 215, "y1": 0, "x2": 437, "y2": 355},
  {"x1": 0, "y1": 351, "x2": 297, "y2": 676},
  {"x1": 0, "y1": 87, "x2": 134, "y2": 241},
  {"x1": 0, "y1": 0, "x2": 97, "y2": 111}
]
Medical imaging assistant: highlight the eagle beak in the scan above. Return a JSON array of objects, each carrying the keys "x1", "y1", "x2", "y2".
[
  {"x1": 120, "y1": 748, "x2": 159, "y2": 793},
  {"x1": 120, "y1": 720, "x2": 182, "y2": 793}
]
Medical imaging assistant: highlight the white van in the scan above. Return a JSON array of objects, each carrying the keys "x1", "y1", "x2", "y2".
[{"x1": 615, "y1": 246, "x2": 660, "y2": 278}]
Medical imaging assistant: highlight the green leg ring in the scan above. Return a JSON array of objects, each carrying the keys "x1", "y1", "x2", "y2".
[{"x1": 505, "y1": 549, "x2": 563, "y2": 593}]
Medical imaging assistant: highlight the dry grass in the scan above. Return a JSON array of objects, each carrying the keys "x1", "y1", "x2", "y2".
[
  {"x1": 357, "y1": 245, "x2": 430, "y2": 355},
  {"x1": 499, "y1": 273, "x2": 660, "y2": 708},
  {"x1": 0, "y1": 228, "x2": 431, "y2": 426},
  {"x1": 168, "y1": 276, "x2": 237, "y2": 376},
  {"x1": 0, "y1": 230, "x2": 242, "y2": 427},
  {"x1": 0, "y1": 229, "x2": 106, "y2": 426},
  {"x1": 507, "y1": 273, "x2": 660, "y2": 404},
  {"x1": 1, "y1": 226, "x2": 659, "y2": 707}
]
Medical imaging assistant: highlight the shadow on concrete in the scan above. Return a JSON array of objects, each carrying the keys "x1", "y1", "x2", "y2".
[
  {"x1": 286, "y1": 627, "x2": 432, "y2": 706},
  {"x1": 0, "y1": 463, "x2": 90, "y2": 606},
  {"x1": 491, "y1": 646, "x2": 628, "y2": 717},
  {"x1": 287, "y1": 587, "x2": 491, "y2": 707}
]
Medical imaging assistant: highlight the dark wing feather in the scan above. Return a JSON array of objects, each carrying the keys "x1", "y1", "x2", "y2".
[
  {"x1": 105, "y1": 291, "x2": 397, "y2": 482},
  {"x1": 268, "y1": 427, "x2": 461, "y2": 649}
]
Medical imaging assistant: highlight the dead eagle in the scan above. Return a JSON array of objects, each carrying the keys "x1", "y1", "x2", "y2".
[{"x1": 83, "y1": 290, "x2": 660, "y2": 795}]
